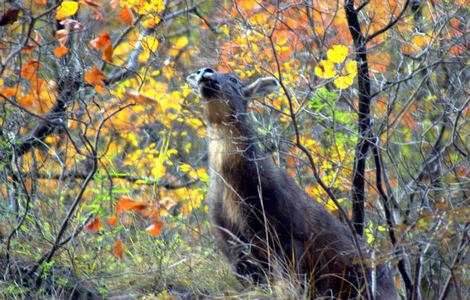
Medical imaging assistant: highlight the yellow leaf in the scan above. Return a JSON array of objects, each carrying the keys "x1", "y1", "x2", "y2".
[
  {"x1": 314, "y1": 60, "x2": 336, "y2": 79},
  {"x1": 344, "y1": 60, "x2": 357, "y2": 76},
  {"x1": 334, "y1": 75, "x2": 354, "y2": 89},
  {"x1": 142, "y1": 36, "x2": 159, "y2": 52},
  {"x1": 180, "y1": 164, "x2": 192, "y2": 172},
  {"x1": 220, "y1": 24, "x2": 229, "y2": 35},
  {"x1": 412, "y1": 34, "x2": 429, "y2": 49},
  {"x1": 56, "y1": 1, "x2": 79, "y2": 20},
  {"x1": 327, "y1": 45, "x2": 348, "y2": 64}
]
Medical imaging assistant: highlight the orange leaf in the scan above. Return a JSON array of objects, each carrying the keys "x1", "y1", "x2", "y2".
[
  {"x1": 102, "y1": 42, "x2": 113, "y2": 62},
  {"x1": 17, "y1": 94, "x2": 34, "y2": 109},
  {"x1": 80, "y1": 0, "x2": 100, "y2": 8},
  {"x1": 118, "y1": 8, "x2": 134, "y2": 26},
  {"x1": 107, "y1": 215, "x2": 118, "y2": 228},
  {"x1": 34, "y1": 32, "x2": 41, "y2": 44},
  {"x1": 145, "y1": 221, "x2": 164, "y2": 236},
  {"x1": 35, "y1": 0, "x2": 47, "y2": 5},
  {"x1": 0, "y1": 87, "x2": 17, "y2": 97},
  {"x1": 94, "y1": 84, "x2": 106, "y2": 94},
  {"x1": 84, "y1": 217, "x2": 103, "y2": 231},
  {"x1": 55, "y1": 29, "x2": 68, "y2": 46},
  {"x1": 113, "y1": 239, "x2": 124, "y2": 259},
  {"x1": 90, "y1": 32, "x2": 111, "y2": 50},
  {"x1": 125, "y1": 90, "x2": 158, "y2": 105},
  {"x1": 20, "y1": 59, "x2": 41, "y2": 80},
  {"x1": 20, "y1": 45, "x2": 35, "y2": 54},
  {"x1": 84, "y1": 66, "x2": 106, "y2": 85},
  {"x1": 116, "y1": 197, "x2": 149, "y2": 214},
  {"x1": 54, "y1": 46, "x2": 68, "y2": 58}
]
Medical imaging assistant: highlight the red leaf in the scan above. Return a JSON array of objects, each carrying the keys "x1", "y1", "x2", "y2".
[
  {"x1": 34, "y1": 32, "x2": 41, "y2": 44},
  {"x1": 113, "y1": 239, "x2": 124, "y2": 259},
  {"x1": 90, "y1": 32, "x2": 111, "y2": 50},
  {"x1": 125, "y1": 90, "x2": 158, "y2": 105},
  {"x1": 84, "y1": 66, "x2": 106, "y2": 86},
  {"x1": 107, "y1": 215, "x2": 118, "y2": 228},
  {"x1": 145, "y1": 221, "x2": 164, "y2": 236},
  {"x1": 81, "y1": 0, "x2": 100, "y2": 8},
  {"x1": 84, "y1": 217, "x2": 103, "y2": 231},
  {"x1": 102, "y1": 42, "x2": 113, "y2": 62},
  {"x1": 116, "y1": 197, "x2": 149, "y2": 214},
  {"x1": 20, "y1": 45, "x2": 35, "y2": 54},
  {"x1": 118, "y1": 8, "x2": 134, "y2": 26},
  {"x1": 20, "y1": 59, "x2": 41, "y2": 80}
]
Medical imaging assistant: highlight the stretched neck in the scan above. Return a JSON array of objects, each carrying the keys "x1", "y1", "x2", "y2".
[{"x1": 206, "y1": 107, "x2": 262, "y2": 173}]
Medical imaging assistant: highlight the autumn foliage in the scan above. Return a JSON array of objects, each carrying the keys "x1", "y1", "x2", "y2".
[{"x1": 0, "y1": 0, "x2": 468, "y2": 298}]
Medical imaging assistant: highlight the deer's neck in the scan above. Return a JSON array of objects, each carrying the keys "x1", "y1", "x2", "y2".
[{"x1": 207, "y1": 118, "x2": 261, "y2": 173}]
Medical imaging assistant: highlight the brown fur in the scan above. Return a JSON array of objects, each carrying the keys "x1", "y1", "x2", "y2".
[{"x1": 190, "y1": 68, "x2": 398, "y2": 299}]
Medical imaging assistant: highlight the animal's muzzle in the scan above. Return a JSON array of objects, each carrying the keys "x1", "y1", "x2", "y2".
[
  {"x1": 196, "y1": 67, "x2": 216, "y2": 83},
  {"x1": 196, "y1": 67, "x2": 219, "y2": 99}
]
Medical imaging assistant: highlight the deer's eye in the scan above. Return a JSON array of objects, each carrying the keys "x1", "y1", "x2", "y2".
[{"x1": 229, "y1": 77, "x2": 238, "y2": 84}]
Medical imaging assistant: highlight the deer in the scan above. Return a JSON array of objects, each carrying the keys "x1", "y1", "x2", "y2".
[{"x1": 187, "y1": 67, "x2": 398, "y2": 299}]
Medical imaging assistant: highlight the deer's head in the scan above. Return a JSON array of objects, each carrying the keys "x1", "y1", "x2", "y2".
[{"x1": 187, "y1": 68, "x2": 279, "y2": 124}]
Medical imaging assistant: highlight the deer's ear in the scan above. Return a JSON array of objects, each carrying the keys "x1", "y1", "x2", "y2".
[{"x1": 243, "y1": 77, "x2": 279, "y2": 99}]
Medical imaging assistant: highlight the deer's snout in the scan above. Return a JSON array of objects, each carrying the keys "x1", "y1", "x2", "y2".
[{"x1": 196, "y1": 67, "x2": 215, "y2": 82}]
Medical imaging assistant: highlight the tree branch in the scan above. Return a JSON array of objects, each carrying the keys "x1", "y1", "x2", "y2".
[
  {"x1": 366, "y1": 0, "x2": 410, "y2": 43},
  {"x1": 344, "y1": 0, "x2": 372, "y2": 237}
]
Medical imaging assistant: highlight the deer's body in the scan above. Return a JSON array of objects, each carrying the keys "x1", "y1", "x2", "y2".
[{"x1": 189, "y1": 68, "x2": 397, "y2": 299}]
